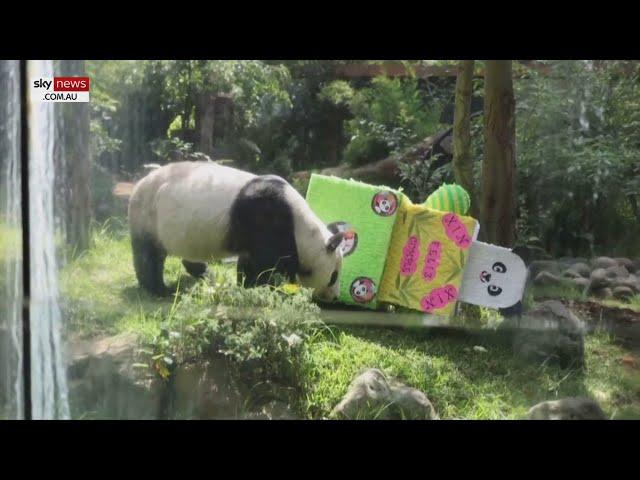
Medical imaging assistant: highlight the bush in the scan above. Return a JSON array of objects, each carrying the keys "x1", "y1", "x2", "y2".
[
  {"x1": 146, "y1": 280, "x2": 324, "y2": 388},
  {"x1": 514, "y1": 61, "x2": 640, "y2": 257},
  {"x1": 336, "y1": 77, "x2": 443, "y2": 166}
]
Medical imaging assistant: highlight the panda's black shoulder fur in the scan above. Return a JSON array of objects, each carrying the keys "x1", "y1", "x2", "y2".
[{"x1": 227, "y1": 175, "x2": 301, "y2": 286}]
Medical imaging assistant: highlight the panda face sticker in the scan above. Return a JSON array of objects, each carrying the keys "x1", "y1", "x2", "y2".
[
  {"x1": 350, "y1": 277, "x2": 377, "y2": 303},
  {"x1": 327, "y1": 221, "x2": 358, "y2": 257},
  {"x1": 372, "y1": 191, "x2": 398, "y2": 217},
  {"x1": 459, "y1": 242, "x2": 528, "y2": 309},
  {"x1": 479, "y1": 261, "x2": 507, "y2": 297}
]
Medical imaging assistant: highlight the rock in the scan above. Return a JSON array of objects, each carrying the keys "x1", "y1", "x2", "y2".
[
  {"x1": 243, "y1": 400, "x2": 298, "y2": 420},
  {"x1": 561, "y1": 269, "x2": 583, "y2": 279},
  {"x1": 67, "y1": 333, "x2": 164, "y2": 419},
  {"x1": 500, "y1": 300, "x2": 585, "y2": 369},
  {"x1": 605, "y1": 265, "x2": 629, "y2": 279},
  {"x1": 591, "y1": 287, "x2": 613, "y2": 299},
  {"x1": 589, "y1": 268, "x2": 610, "y2": 290},
  {"x1": 565, "y1": 262, "x2": 591, "y2": 278},
  {"x1": 612, "y1": 286, "x2": 635, "y2": 300},
  {"x1": 612, "y1": 275, "x2": 640, "y2": 293},
  {"x1": 529, "y1": 260, "x2": 561, "y2": 278},
  {"x1": 330, "y1": 369, "x2": 438, "y2": 420},
  {"x1": 572, "y1": 277, "x2": 590, "y2": 290},
  {"x1": 614, "y1": 258, "x2": 634, "y2": 270},
  {"x1": 528, "y1": 397, "x2": 607, "y2": 420},
  {"x1": 557, "y1": 257, "x2": 589, "y2": 270},
  {"x1": 592, "y1": 257, "x2": 618, "y2": 270},
  {"x1": 534, "y1": 271, "x2": 563, "y2": 287},
  {"x1": 628, "y1": 259, "x2": 640, "y2": 274},
  {"x1": 171, "y1": 358, "x2": 249, "y2": 419}
]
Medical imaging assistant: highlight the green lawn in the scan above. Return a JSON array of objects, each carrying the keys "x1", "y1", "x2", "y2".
[{"x1": 58, "y1": 221, "x2": 640, "y2": 420}]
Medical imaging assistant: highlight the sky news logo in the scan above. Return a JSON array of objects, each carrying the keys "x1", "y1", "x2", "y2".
[{"x1": 32, "y1": 77, "x2": 90, "y2": 102}]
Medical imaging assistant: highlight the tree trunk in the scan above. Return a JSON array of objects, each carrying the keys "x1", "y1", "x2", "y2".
[
  {"x1": 452, "y1": 60, "x2": 478, "y2": 218},
  {"x1": 481, "y1": 61, "x2": 516, "y2": 247},
  {"x1": 61, "y1": 60, "x2": 91, "y2": 253},
  {"x1": 197, "y1": 93, "x2": 216, "y2": 156}
]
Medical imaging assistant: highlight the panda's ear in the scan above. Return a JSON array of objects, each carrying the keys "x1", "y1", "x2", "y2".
[{"x1": 326, "y1": 232, "x2": 345, "y2": 253}]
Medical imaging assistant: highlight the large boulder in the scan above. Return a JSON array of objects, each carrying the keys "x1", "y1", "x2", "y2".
[
  {"x1": 242, "y1": 400, "x2": 298, "y2": 420},
  {"x1": 67, "y1": 333, "x2": 164, "y2": 419},
  {"x1": 592, "y1": 257, "x2": 619, "y2": 270},
  {"x1": 330, "y1": 369, "x2": 438, "y2": 420},
  {"x1": 171, "y1": 358, "x2": 250, "y2": 419},
  {"x1": 528, "y1": 397, "x2": 607, "y2": 420},
  {"x1": 501, "y1": 300, "x2": 585, "y2": 369}
]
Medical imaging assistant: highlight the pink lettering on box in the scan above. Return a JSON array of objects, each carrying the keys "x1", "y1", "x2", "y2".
[
  {"x1": 400, "y1": 235, "x2": 420, "y2": 276},
  {"x1": 422, "y1": 241, "x2": 442, "y2": 282},
  {"x1": 420, "y1": 284, "x2": 459, "y2": 313},
  {"x1": 442, "y1": 213, "x2": 472, "y2": 249}
]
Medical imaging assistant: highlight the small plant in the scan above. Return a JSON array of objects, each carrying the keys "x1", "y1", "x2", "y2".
[
  {"x1": 149, "y1": 137, "x2": 195, "y2": 163},
  {"x1": 145, "y1": 279, "x2": 324, "y2": 390}
]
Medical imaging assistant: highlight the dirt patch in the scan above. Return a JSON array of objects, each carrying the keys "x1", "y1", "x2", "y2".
[{"x1": 566, "y1": 300, "x2": 640, "y2": 352}]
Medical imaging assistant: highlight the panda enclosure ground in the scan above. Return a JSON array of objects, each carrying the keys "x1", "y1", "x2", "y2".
[{"x1": 53, "y1": 218, "x2": 640, "y2": 420}]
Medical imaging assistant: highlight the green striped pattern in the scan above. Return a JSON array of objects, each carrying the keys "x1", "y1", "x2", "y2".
[{"x1": 424, "y1": 183, "x2": 471, "y2": 215}]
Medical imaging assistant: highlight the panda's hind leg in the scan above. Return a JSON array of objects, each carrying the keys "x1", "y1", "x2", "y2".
[
  {"x1": 182, "y1": 260, "x2": 208, "y2": 279},
  {"x1": 131, "y1": 234, "x2": 169, "y2": 296}
]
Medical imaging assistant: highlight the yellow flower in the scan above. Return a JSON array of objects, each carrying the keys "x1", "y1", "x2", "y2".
[{"x1": 281, "y1": 283, "x2": 301, "y2": 295}]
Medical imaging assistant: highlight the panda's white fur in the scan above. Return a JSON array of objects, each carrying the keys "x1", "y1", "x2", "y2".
[{"x1": 128, "y1": 161, "x2": 343, "y2": 301}]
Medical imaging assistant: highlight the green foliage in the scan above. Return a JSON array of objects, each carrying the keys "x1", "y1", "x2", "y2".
[
  {"x1": 149, "y1": 137, "x2": 195, "y2": 163},
  {"x1": 336, "y1": 77, "x2": 444, "y2": 166},
  {"x1": 148, "y1": 281, "x2": 323, "y2": 386},
  {"x1": 514, "y1": 61, "x2": 640, "y2": 256},
  {"x1": 397, "y1": 154, "x2": 454, "y2": 201}
]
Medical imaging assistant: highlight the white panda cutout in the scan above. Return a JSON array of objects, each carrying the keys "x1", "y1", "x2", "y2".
[{"x1": 458, "y1": 241, "x2": 528, "y2": 309}]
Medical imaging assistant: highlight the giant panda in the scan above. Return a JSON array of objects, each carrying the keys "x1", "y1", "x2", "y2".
[{"x1": 127, "y1": 161, "x2": 345, "y2": 302}]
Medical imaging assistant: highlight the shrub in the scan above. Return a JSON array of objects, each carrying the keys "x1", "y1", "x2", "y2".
[{"x1": 146, "y1": 280, "x2": 324, "y2": 389}]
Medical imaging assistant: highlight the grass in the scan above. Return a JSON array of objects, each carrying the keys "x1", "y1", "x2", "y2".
[
  {"x1": 57, "y1": 219, "x2": 640, "y2": 420},
  {"x1": 300, "y1": 326, "x2": 640, "y2": 419}
]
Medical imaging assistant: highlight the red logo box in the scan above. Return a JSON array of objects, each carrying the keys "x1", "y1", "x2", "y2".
[{"x1": 53, "y1": 77, "x2": 90, "y2": 92}]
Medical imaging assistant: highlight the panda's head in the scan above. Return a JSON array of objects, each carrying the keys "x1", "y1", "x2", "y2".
[{"x1": 297, "y1": 230, "x2": 344, "y2": 303}]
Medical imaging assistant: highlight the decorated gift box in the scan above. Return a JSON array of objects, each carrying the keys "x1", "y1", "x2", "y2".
[{"x1": 306, "y1": 174, "x2": 528, "y2": 316}]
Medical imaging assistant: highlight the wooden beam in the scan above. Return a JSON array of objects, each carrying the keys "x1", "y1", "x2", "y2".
[{"x1": 318, "y1": 61, "x2": 553, "y2": 80}]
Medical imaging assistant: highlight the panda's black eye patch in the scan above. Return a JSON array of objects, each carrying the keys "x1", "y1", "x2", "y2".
[
  {"x1": 328, "y1": 270, "x2": 338, "y2": 287},
  {"x1": 487, "y1": 285, "x2": 503, "y2": 296},
  {"x1": 492, "y1": 262, "x2": 507, "y2": 274}
]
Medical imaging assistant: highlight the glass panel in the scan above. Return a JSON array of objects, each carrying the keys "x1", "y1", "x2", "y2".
[
  {"x1": 24, "y1": 60, "x2": 639, "y2": 420},
  {"x1": 0, "y1": 60, "x2": 23, "y2": 420},
  {"x1": 27, "y1": 60, "x2": 70, "y2": 419}
]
